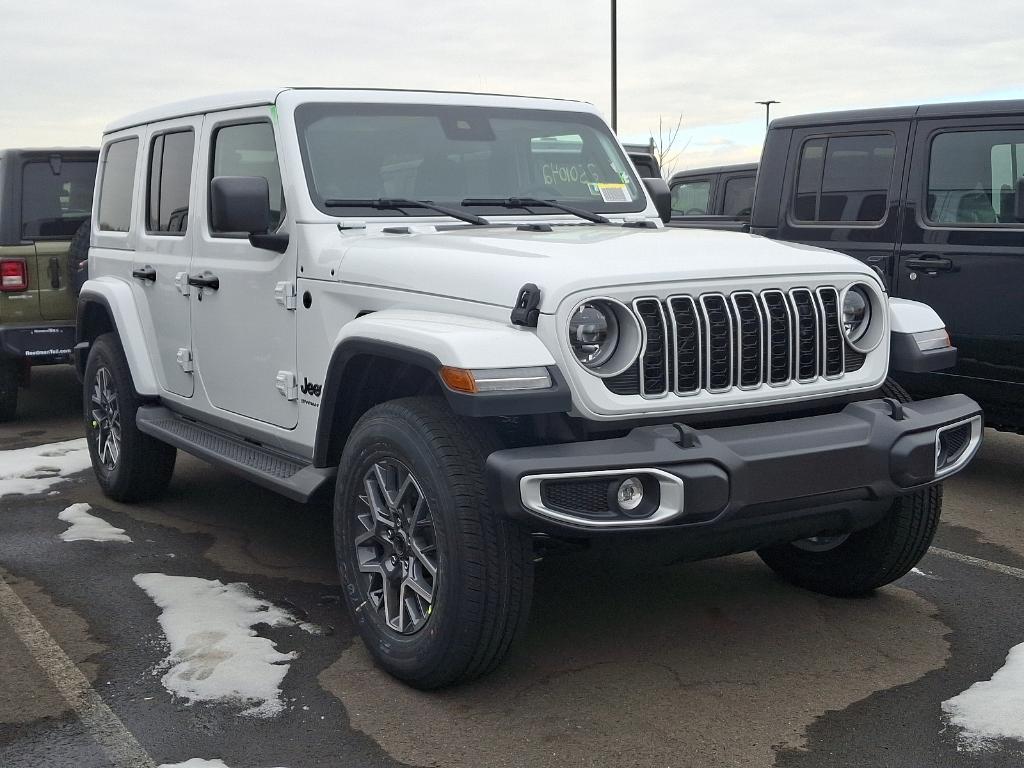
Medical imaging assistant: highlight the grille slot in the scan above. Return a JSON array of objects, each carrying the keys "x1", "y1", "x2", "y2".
[
  {"x1": 541, "y1": 478, "x2": 612, "y2": 517},
  {"x1": 600, "y1": 284, "x2": 863, "y2": 398},
  {"x1": 817, "y1": 287, "x2": 844, "y2": 378},
  {"x1": 668, "y1": 296, "x2": 701, "y2": 394},
  {"x1": 731, "y1": 292, "x2": 764, "y2": 389},
  {"x1": 634, "y1": 298, "x2": 669, "y2": 397},
  {"x1": 760, "y1": 290, "x2": 793, "y2": 385},
  {"x1": 790, "y1": 289, "x2": 820, "y2": 382},
  {"x1": 700, "y1": 294, "x2": 733, "y2": 392}
]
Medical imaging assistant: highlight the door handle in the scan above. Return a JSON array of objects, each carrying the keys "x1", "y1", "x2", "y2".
[
  {"x1": 187, "y1": 272, "x2": 220, "y2": 290},
  {"x1": 905, "y1": 256, "x2": 955, "y2": 272},
  {"x1": 131, "y1": 265, "x2": 157, "y2": 282}
]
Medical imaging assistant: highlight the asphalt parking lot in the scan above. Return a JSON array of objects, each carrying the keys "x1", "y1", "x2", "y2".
[{"x1": 1, "y1": 367, "x2": 1022, "y2": 768}]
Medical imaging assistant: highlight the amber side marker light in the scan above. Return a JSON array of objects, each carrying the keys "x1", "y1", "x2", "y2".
[{"x1": 439, "y1": 366, "x2": 553, "y2": 394}]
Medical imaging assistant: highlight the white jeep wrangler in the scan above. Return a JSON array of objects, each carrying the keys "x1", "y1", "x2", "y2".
[{"x1": 77, "y1": 88, "x2": 982, "y2": 688}]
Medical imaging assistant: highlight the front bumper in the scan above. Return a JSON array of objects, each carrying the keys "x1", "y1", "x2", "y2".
[
  {"x1": 486, "y1": 394, "x2": 982, "y2": 538},
  {"x1": 0, "y1": 325, "x2": 75, "y2": 363}
]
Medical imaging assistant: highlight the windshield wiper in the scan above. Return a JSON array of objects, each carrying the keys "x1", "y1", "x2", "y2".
[
  {"x1": 322, "y1": 197, "x2": 489, "y2": 226},
  {"x1": 461, "y1": 197, "x2": 611, "y2": 225}
]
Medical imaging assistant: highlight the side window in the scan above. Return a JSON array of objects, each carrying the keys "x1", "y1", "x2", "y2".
[
  {"x1": 211, "y1": 122, "x2": 283, "y2": 232},
  {"x1": 671, "y1": 180, "x2": 711, "y2": 215},
  {"x1": 792, "y1": 134, "x2": 895, "y2": 224},
  {"x1": 147, "y1": 130, "x2": 195, "y2": 234},
  {"x1": 98, "y1": 138, "x2": 139, "y2": 232},
  {"x1": 722, "y1": 175, "x2": 755, "y2": 217},
  {"x1": 926, "y1": 129, "x2": 1024, "y2": 226}
]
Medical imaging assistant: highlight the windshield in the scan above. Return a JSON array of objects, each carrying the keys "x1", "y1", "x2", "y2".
[{"x1": 294, "y1": 103, "x2": 645, "y2": 217}]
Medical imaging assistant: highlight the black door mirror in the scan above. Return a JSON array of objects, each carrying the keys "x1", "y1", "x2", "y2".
[
  {"x1": 1016, "y1": 177, "x2": 1024, "y2": 222},
  {"x1": 642, "y1": 177, "x2": 672, "y2": 224},
  {"x1": 210, "y1": 176, "x2": 272, "y2": 234}
]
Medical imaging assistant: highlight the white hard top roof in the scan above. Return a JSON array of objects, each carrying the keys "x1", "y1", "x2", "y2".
[{"x1": 104, "y1": 88, "x2": 593, "y2": 134}]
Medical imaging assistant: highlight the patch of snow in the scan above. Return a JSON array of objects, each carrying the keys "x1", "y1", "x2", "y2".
[
  {"x1": 942, "y1": 641, "x2": 1024, "y2": 750},
  {"x1": 134, "y1": 574, "x2": 318, "y2": 717},
  {"x1": 0, "y1": 439, "x2": 92, "y2": 497},
  {"x1": 158, "y1": 760, "x2": 287, "y2": 768},
  {"x1": 910, "y1": 567, "x2": 941, "y2": 580},
  {"x1": 58, "y1": 503, "x2": 131, "y2": 543}
]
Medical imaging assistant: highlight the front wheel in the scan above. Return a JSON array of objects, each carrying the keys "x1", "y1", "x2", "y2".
[
  {"x1": 84, "y1": 333, "x2": 176, "y2": 502},
  {"x1": 335, "y1": 397, "x2": 533, "y2": 689}
]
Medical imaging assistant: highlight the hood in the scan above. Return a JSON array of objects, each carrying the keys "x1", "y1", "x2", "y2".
[{"x1": 335, "y1": 224, "x2": 876, "y2": 313}]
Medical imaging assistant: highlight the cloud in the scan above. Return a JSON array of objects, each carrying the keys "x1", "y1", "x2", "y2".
[{"x1": 0, "y1": 0, "x2": 1021, "y2": 152}]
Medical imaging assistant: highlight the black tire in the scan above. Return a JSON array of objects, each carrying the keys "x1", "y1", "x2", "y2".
[
  {"x1": 757, "y1": 378, "x2": 941, "y2": 596},
  {"x1": 84, "y1": 333, "x2": 176, "y2": 502},
  {"x1": 0, "y1": 359, "x2": 18, "y2": 422},
  {"x1": 334, "y1": 396, "x2": 533, "y2": 689}
]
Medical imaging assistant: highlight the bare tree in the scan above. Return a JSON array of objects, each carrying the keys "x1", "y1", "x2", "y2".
[{"x1": 649, "y1": 113, "x2": 689, "y2": 179}]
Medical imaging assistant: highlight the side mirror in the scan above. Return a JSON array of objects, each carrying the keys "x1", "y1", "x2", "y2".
[
  {"x1": 642, "y1": 177, "x2": 672, "y2": 224},
  {"x1": 1016, "y1": 177, "x2": 1024, "y2": 222},
  {"x1": 210, "y1": 176, "x2": 271, "y2": 234}
]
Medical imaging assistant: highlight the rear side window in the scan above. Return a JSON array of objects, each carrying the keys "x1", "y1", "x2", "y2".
[
  {"x1": 147, "y1": 130, "x2": 195, "y2": 234},
  {"x1": 211, "y1": 122, "x2": 283, "y2": 231},
  {"x1": 20, "y1": 158, "x2": 97, "y2": 239},
  {"x1": 98, "y1": 138, "x2": 139, "y2": 232},
  {"x1": 671, "y1": 179, "x2": 710, "y2": 215},
  {"x1": 722, "y1": 175, "x2": 755, "y2": 217},
  {"x1": 926, "y1": 129, "x2": 1024, "y2": 226},
  {"x1": 792, "y1": 134, "x2": 895, "y2": 224}
]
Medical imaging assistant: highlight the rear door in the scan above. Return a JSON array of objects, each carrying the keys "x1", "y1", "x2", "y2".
[
  {"x1": 896, "y1": 118, "x2": 1024, "y2": 391},
  {"x1": 774, "y1": 122, "x2": 910, "y2": 283},
  {"x1": 132, "y1": 118, "x2": 201, "y2": 398},
  {"x1": 19, "y1": 154, "x2": 96, "y2": 320}
]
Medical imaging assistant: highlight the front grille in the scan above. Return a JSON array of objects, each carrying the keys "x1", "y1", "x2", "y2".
[{"x1": 606, "y1": 286, "x2": 860, "y2": 397}]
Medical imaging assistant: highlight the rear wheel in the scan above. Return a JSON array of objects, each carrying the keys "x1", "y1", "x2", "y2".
[
  {"x1": 335, "y1": 396, "x2": 533, "y2": 689},
  {"x1": 0, "y1": 359, "x2": 18, "y2": 422},
  {"x1": 757, "y1": 377, "x2": 940, "y2": 596},
  {"x1": 84, "y1": 333, "x2": 176, "y2": 502}
]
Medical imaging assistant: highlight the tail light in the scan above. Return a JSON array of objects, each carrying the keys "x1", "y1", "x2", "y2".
[{"x1": 1, "y1": 259, "x2": 28, "y2": 292}]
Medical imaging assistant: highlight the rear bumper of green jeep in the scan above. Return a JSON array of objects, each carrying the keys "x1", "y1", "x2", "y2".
[{"x1": 0, "y1": 325, "x2": 75, "y2": 364}]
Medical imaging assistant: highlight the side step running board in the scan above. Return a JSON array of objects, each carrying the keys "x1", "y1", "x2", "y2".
[{"x1": 135, "y1": 405, "x2": 335, "y2": 502}]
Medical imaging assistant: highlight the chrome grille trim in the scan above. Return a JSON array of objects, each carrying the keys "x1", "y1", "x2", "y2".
[
  {"x1": 699, "y1": 293, "x2": 734, "y2": 393},
  {"x1": 600, "y1": 285, "x2": 856, "y2": 397},
  {"x1": 667, "y1": 295, "x2": 702, "y2": 396},
  {"x1": 759, "y1": 289, "x2": 793, "y2": 387},
  {"x1": 633, "y1": 298, "x2": 670, "y2": 399},
  {"x1": 789, "y1": 288, "x2": 820, "y2": 383}
]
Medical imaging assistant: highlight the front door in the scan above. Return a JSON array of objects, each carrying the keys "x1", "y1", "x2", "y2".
[
  {"x1": 896, "y1": 118, "x2": 1024, "y2": 396},
  {"x1": 774, "y1": 122, "x2": 911, "y2": 285},
  {"x1": 132, "y1": 118, "x2": 201, "y2": 398},
  {"x1": 190, "y1": 110, "x2": 297, "y2": 429}
]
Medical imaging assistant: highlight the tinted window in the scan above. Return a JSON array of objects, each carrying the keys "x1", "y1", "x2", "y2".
[
  {"x1": 671, "y1": 180, "x2": 710, "y2": 215},
  {"x1": 98, "y1": 138, "x2": 139, "y2": 232},
  {"x1": 927, "y1": 129, "x2": 1024, "y2": 225},
  {"x1": 147, "y1": 130, "x2": 195, "y2": 234},
  {"x1": 722, "y1": 175, "x2": 755, "y2": 217},
  {"x1": 212, "y1": 122, "x2": 283, "y2": 232},
  {"x1": 20, "y1": 158, "x2": 97, "y2": 239},
  {"x1": 793, "y1": 134, "x2": 894, "y2": 223}
]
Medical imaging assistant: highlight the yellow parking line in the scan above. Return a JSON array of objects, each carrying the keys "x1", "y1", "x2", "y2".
[
  {"x1": 930, "y1": 547, "x2": 1024, "y2": 580},
  {"x1": 0, "y1": 573, "x2": 155, "y2": 768}
]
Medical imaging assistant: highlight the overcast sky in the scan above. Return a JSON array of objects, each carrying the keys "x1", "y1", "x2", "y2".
[{"x1": 2, "y1": 0, "x2": 1021, "y2": 173}]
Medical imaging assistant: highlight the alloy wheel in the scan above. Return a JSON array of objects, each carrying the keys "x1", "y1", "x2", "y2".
[
  {"x1": 90, "y1": 366, "x2": 121, "y2": 471},
  {"x1": 354, "y1": 459, "x2": 439, "y2": 634}
]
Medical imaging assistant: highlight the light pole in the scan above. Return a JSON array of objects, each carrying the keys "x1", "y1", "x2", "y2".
[
  {"x1": 756, "y1": 100, "x2": 779, "y2": 131},
  {"x1": 611, "y1": 0, "x2": 617, "y2": 132}
]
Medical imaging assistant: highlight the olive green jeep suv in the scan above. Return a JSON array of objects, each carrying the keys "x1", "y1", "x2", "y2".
[{"x1": 0, "y1": 148, "x2": 98, "y2": 420}]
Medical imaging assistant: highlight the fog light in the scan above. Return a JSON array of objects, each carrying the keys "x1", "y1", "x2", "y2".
[{"x1": 616, "y1": 476, "x2": 644, "y2": 511}]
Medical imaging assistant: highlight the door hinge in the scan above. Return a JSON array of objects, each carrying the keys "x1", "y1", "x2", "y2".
[
  {"x1": 274, "y1": 281, "x2": 297, "y2": 310},
  {"x1": 175, "y1": 271, "x2": 191, "y2": 296},
  {"x1": 176, "y1": 348, "x2": 194, "y2": 373},
  {"x1": 275, "y1": 370, "x2": 298, "y2": 400}
]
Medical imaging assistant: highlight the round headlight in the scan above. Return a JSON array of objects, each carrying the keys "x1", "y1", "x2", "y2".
[
  {"x1": 569, "y1": 300, "x2": 620, "y2": 368},
  {"x1": 842, "y1": 286, "x2": 871, "y2": 343}
]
